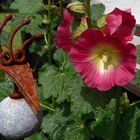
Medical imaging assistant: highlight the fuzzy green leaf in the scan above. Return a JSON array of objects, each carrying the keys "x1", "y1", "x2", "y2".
[
  {"x1": 53, "y1": 49, "x2": 64, "y2": 65},
  {"x1": 90, "y1": 3, "x2": 105, "y2": 22},
  {"x1": 71, "y1": 87, "x2": 116, "y2": 115},
  {"x1": 136, "y1": 45, "x2": 140, "y2": 64},
  {"x1": 38, "y1": 64, "x2": 83, "y2": 103},
  {"x1": 25, "y1": 132, "x2": 48, "y2": 140},
  {"x1": 9, "y1": 14, "x2": 44, "y2": 35},
  {"x1": 70, "y1": 91, "x2": 93, "y2": 115},
  {"x1": 134, "y1": 70, "x2": 140, "y2": 88},
  {"x1": 42, "y1": 109, "x2": 68, "y2": 140},
  {"x1": 11, "y1": 0, "x2": 43, "y2": 14},
  {"x1": 0, "y1": 72, "x2": 13, "y2": 101},
  {"x1": 64, "y1": 124, "x2": 90, "y2": 140},
  {"x1": 90, "y1": 99, "x2": 116, "y2": 139},
  {"x1": 117, "y1": 106, "x2": 140, "y2": 140}
]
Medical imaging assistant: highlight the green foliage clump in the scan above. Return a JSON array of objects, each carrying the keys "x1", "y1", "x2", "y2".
[{"x1": 0, "y1": 0, "x2": 140, "y2": 140}]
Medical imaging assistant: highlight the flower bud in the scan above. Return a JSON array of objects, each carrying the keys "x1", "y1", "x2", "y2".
[{"x1": 67, "y1": 1, "x2": 86, "y2": 18}]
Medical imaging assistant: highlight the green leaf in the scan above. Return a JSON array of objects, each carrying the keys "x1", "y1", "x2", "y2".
[
  {"x1": 71, "y1": 86, "x2": 116, "y2": 115},
  {"x1": 90, "y1": 99, "x2": 116, "y2": 139},
  {"x1": 97, "y1": 16, "x2": 106, "y2": 28},
  {"x1": 75, "y1": 87, "x2": 116, "y2": 112},
  {"x1": 134, "y1": 45, "x2": 140, "y2": 89},
  {"x1": 64, "y1": 124, "x2": 90, "y2": 140},
  {"x1": 117, "y1": 106, "x2": 140, "y2": 140},
  {"x1": 0, "y1": 31, "x2": 10, "y2": 48},
  {"x1": 38, "y1": 64, "x2": 83, "y2": 103},
  {"x1": 25, "y1": 132, "x2": 48, "y2": 140},
  {"x1": 134, "y1": 70, "x2": 140, "y2": 88},
  {"x1": 71, "y1": 19, "x2": 81, "y2": 33},
  {"x1": 70, "y1": 91, "x2": 93, "y2": 115},
  {"x1": 136, "y1": 45, "x2": 140, "y2": 64},
  {"x1": 10, "y1": 14, "x2": 44, "y2": 35},
  {"x1": 10, "y1": 0, "x2": 43, "y2": 14},
  {"x1": 0, "y1": 72, "x2": 13, "y2": 101},
  {"x1": 42, "y1": 109, "x2": 68, "y2": 140},
  {"x1": 25, "y1": 14, "x2": 44, "y2": 34},
  {"x1": 53, "y1": 49, "x2": 64, "y2": 65},
  {"x1": 90, "y1": 3, "x2": 105, "y2": 22}
]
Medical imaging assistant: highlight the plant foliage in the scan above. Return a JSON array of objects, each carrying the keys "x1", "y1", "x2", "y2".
[{"x1": 0, "y1": 0, "x2": 140, "y2": 140}]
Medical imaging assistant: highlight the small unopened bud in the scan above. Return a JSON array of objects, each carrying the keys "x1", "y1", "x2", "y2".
[{"x1": 67, "y1": 1, "x2": 86, "y2": 18}]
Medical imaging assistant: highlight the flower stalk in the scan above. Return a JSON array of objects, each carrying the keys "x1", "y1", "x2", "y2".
[
  {"x1": 47, "y1": 0, "x2": 52, "y2": 64},
  {"x1": 86, "y1": 0, "x2": 91, "y2": 27},
  {"x1": 113, "y1": 87, "x2": 121, "y2": 140},
  {"x1": 60, "y1": 0, "x2": 67, "y2": 71},
  {"x1": 60, "y1": 0, "x2": 63, "y2": 18},
  {"x1": 40, "y1": 103, "x2": 55, "y2": 112}
]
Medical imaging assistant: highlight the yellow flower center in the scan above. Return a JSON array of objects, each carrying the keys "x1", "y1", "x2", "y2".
[
  {"x1": 89, "y1": 44, "x2": 121, "y2": 73},
  {"x1": 101, "y1": 51, "x2": 110, "y2": 63}
]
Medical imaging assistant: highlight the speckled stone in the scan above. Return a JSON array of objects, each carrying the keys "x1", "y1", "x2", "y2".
[{"x1": 0, "y1": 97, "x2": 42, "y2": 139}]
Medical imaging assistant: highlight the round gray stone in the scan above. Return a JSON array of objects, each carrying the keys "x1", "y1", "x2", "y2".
[{"x1": 0, "y1": 97, "x2": 42, "y2": 139}]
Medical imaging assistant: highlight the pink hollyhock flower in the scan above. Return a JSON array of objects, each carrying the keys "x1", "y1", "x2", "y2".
[
  {"x1": 104, "y1": 8, "x2": 136, "y2": 43},
  {"x1": 70, "y1": 29, "x2": 136, "y2": 91},
  {"x1": 55, "y1": 9, "x2": 74, "y2": 52},
  {"x1": 55, "y1": 9, "x2": 88, "y2": 52}
]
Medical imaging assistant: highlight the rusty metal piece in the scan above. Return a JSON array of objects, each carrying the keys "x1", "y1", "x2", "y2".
[
  {"x1": 20, "y1": 33, "x2": 43, "y2": 50},
  {"x1": 0, "y1": 13, "x2": 12, "y2": 33},
  {"x1": 10, "y1": 84, "x2": 23, "y2": 99},
  {"x1": 13, "y1": 33, "x2": 43, "y2": 64},
  {"x1": 0, "y1": 64, "x2": 39, "y2": 114},
  {"x1": 0, "y1": 14, "x2": 13, "y2": 51},
  {"x1": 0, "y1": 14, "x2": 43, "y2": 115},
  {"x1": 10, "y1": 92, "x2": 24, "y2": 99},
  {"x1": 0, "y1": 45, "x2": 3, "y2": 53},
  {"x1": 8, "y1": 18, "x2": 30, "y2": 55},
  {"x1": 13, "y1": 49, "x2": 26, "y2": 64},
  {"x1": 0, "y1": 50, "x2": 14, "y2": 65}
]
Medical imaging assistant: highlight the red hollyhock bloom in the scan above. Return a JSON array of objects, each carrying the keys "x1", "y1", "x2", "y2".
[
  {"x1": 70, "y1": 29, "x2": 136, "y2": 91},
  {"x1": 55, "y1": 9, "x2": 88, "y2": 52},
  {"x1": 55, "y1": 9, "x2": 74, "y2": 52},
  {"x1": 104, "y1": 8, "x2": 136, "y2": 43}
]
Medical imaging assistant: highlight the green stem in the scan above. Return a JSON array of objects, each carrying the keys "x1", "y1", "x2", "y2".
[
  {"x1": 60, "y1": 0, "x2": 63, "y2": 18},
  {"x1": 60, "y1": 52, "x2": 67, "y2": 71},
  {"x1": 129, "y1": 100, "x2": 140, "y2": 107},
  {"x1": 40, "y1": 103, "x2": 55, "y2": 112},
  {"x1": 86, "y1": 0, "x2": 91, "y2": 27},
  {"x1": 113, "y1": 87, "x2": 121, "y2": 140},
  {"x1": 63, "y1": 52, "x2": 67, "y2": 63},
  {"x1": 47, "y1": 0, "x2": 52, "y2": 64}
]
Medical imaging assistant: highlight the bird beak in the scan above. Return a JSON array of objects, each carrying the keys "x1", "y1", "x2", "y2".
[{"x1": 0, "y1": 63, "x2": 39, "y2": 115}]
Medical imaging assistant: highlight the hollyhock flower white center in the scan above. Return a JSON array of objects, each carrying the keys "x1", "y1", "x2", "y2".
[{"x1": 90, "y1": 44, "x2": 121, "y2": 73}]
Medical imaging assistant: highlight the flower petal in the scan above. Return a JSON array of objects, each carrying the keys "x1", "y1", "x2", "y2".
[
  {"x1": 115, "y1": 43, "x2": 136, "y2": 85},
  {"x1": 55, "y1": 9, "x2": 74, "y2": 52},
  {"x1": 105, "y1": 8, "x2": 136, "y2": 42}
]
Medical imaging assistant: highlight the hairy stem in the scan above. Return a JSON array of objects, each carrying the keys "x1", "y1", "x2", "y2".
[
  {"x1": 47, "y1": 0, "x2": 52, "y2": 64},
  {"x1": 129, "y1": 100, "x2": 140, "y2": 107},
  {"x1": 40, "y1": 103, "x2": 55, "y2": 112},
  {"x1": 86, "y1": 0, "x2": 91, "y2": 27},
  {"x1": 60, "y1": 0, "x2": 63, "y2": 18},
  {"x1": 113, "y1": 87, "x2": 121, "y2": 140}
]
